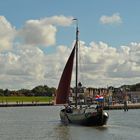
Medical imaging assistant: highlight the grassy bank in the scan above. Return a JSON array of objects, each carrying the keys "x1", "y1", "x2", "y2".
[{"x1": 0, "y1": 96, "x2": 53, "y2": 103}]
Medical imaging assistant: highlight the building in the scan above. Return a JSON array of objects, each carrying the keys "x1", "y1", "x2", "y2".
[{"x1": 127, "y1": 91, "x2": 140, "y2": 103}]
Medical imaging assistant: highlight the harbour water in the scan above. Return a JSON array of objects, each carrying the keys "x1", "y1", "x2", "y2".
[{"x1": 0, "y1": 106, "x2": 140, "y2": 140}]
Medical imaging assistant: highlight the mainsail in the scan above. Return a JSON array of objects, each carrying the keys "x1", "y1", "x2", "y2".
[{"x1": 56, "y1": 45, "x2": 76, "y2": 104}]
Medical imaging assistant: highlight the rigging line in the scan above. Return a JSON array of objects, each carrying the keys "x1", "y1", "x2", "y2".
[{"x1": 78, "y1": 40, "x2": 84, "y2": 84}]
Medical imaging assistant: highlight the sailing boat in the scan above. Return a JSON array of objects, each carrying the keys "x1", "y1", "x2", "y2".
[{"x1": 56, "y1": 19, "x2": 109, "y2": 126}]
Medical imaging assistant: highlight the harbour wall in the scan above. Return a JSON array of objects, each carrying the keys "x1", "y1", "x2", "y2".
[
  {"x1": 0, "y1": 102, "x2": 140, "y2": 109},
  {"x1": 104, "y1": 103, "x2": 140, "y2": 110}
]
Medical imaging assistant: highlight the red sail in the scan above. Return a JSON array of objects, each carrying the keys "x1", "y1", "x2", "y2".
[{"x1": 56, "y1": 46, "x2": 75, "y2": 104}]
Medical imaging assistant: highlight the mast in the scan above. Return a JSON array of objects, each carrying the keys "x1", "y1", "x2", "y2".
[{"x1": 73, "y1": 19, "x2": 79, "y2": 108}]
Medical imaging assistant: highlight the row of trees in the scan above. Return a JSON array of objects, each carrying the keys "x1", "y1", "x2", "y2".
[
  {"x1": 0, "y1": 85, "x2": 56, "y2": 97},
  {"x1": 120, "y1": 83, "x2": 140, "y2": 91},
  {"x1": 0, "y1": 83, "x2": 140, "y2": 97}
]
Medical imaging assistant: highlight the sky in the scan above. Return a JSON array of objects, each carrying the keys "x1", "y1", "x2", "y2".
[{"x1": 0, "y1": 0, "x2": 140, "y2": 89}]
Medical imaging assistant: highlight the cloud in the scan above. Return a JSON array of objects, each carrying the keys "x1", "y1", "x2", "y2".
[
  {"x1": 0, "y1": 15, "x2": 75, "y2": 89},
  {"x1": 63, "y1": 41, "x2": 140, "y2": 87},
  {"x1": 1, "y1": 39, "x2": 140, "y2": 89},
  {"x1": 41, "y1": 15, "x2": 74, "y2": 26},
  {"x1": 18, "y1": 23, "x2": 57, "y2": 46},
  {"x1": 0, "y1": 15, "x2": 140, "y2": 89},
  {"x1": 0, "y1": 45, "x2": 46, "y2": 89},
  {"x1": 100, "y1": 13, "x2": 122, "y2": 24},
  {"x1": 0, "y1": 16, "x2": 16, "y2": 51},
  {"x1": 18, "y1": 15, "x2": 73, "y2": 47},
  {"x1": 42, "y1": 41, "x2": 140, "y2": 88}
]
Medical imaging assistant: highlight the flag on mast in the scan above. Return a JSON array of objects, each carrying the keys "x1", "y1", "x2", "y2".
[{"x1": 95, "y1": 95, "x2": 104, "y2": 102}]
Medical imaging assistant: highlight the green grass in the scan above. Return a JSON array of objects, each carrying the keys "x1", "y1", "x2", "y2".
[{"x1": 0, "y1": 96, "x2": 53, "y2": 103}]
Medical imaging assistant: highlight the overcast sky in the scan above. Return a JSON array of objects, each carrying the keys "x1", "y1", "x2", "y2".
[{"x1": 0, "y1": 0, "x2": 140, "y2": 89}]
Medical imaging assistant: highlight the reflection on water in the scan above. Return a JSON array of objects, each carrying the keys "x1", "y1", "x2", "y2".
[
  {"x1": 95, "y1": 125, "x2": 108, "y2": 131},
  {"x1": 54, "y1": 124, "x2": 71, "y2": 140},
  {"x1": 0, "y1": 106, "x2": 140, "y2": 140},
  {"x1": 53, "y1": 123, "x2": 109, "y2": 140}
]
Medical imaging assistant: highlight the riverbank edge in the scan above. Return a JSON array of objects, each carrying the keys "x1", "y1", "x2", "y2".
[
  {"x1": 104, "y1": 103, "x2": 140, "y2": 110},
  {"x1": 0, "y1": 102, "x2": 140, "y2": 109},
  {"x1": 0, "y1": 102, "x2": 53, "y2": 107}
]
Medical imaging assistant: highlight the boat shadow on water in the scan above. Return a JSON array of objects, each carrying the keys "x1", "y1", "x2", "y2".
[
  {"x1": 54, "y1": 122, "x2": 108, "y2": 139},
  {"x1": 59, "y1": 119, "x2": 109, "y2": 130}
]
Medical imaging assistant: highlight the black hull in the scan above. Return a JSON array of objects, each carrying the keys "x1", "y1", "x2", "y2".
[
  {"x1": 79, "y1": 113, "x2": 108, "y2": 126},
  {"x1": 60, "y1": 108, "x2": 109, "y2": 126},
  {"x1": 74, "y1": 113, "x2": 108, "y2": 126}
]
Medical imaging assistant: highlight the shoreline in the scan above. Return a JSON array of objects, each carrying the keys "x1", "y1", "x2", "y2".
[
  {"x1": 104, "y1": 103, "x2": 140, "y2": 110},
  {"x1": 0, "y1": 102, "x2": 53, "y2": 107},
  {"x1": 0, "y1": 102, "x2": 140, "y2": 109}
]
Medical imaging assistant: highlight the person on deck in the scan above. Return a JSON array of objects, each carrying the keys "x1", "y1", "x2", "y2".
[
  {"x1": 96, "y1": 102, "x2": 103, "y2": 112},
  {"x1": 65, "y1": 105, "x2": 73, "y2": 113}
]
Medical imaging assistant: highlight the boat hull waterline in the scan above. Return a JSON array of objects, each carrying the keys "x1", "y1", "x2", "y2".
[{"x1": 60, "y1": 108, "x2": 109, "y2": 126}]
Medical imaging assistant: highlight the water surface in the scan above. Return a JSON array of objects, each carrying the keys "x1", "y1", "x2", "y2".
[{"x1": 0, "y1": 106, "x2": 140, "y2": 140}]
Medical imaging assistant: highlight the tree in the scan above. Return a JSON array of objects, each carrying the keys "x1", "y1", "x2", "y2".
[
  {"x1": 0, "y1": 89, "x2": 4, "y2": 96},
  {"x1": 4, "y1": 89, "x2": 10, "y2": 96}
]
